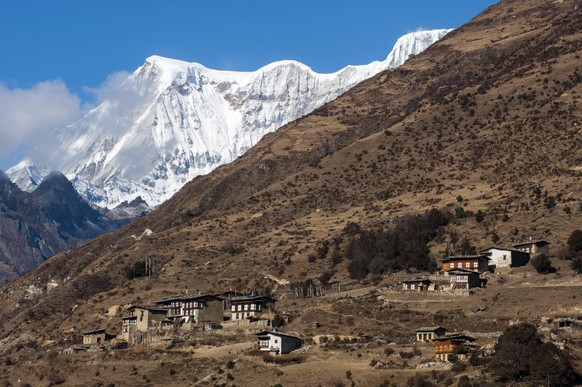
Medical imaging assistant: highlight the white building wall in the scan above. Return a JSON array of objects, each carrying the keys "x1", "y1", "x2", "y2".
[{"x1": 489, "y1": 249, "x2": 511, "y2": 268}]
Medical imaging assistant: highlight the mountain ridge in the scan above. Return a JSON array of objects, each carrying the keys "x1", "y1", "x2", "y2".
[{"x1": 7, "y1": 29, "x2": 451, "y2": 208}]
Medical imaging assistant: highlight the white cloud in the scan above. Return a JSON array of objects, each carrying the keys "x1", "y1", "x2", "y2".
[
  {"x1": 0, "y1": 80, "x2": 83, "y2": 168},
  {"x1": 83, "y1": 70, "x2": 131, "y2": 104}
]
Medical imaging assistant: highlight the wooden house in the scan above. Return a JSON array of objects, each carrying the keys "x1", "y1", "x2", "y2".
[
  {"x1": 433, "y1": 334, "x2": 476, "y2": 361},
  {"x1": 256, "y1": 331, "x2": 302, "y2": 355},
  {"x1": 416, "y1": 326, "x2": 447, "y2": 342},
  {"x1": 83, "y1": 328, "x2": 114, "y2": 347},
  {"x1": 448, "y1": 268, "x2": 482, "y2": 290},
  {"x1": 481, "y1": 247, "x2": 530, "y2": 269},
  {"x1": 440, "y1": 255, "x2": 490, "y2": 273},
  {"x1": 513, "y1": 239, "x2": 550, "y2": 256},
  {"x1": 156, "y1": 294, "x2": 224, "y2": 329},
  {"x1": 230, "y1": 295, "x2": 277, "y2": 326},
  {"x1": 402, "y1": 278, "x2": 432, "y2": 291}
]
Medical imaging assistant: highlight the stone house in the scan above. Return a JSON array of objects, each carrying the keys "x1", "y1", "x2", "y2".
[
  {"x1": 415, "y1": 326, "x2": 447, "y2": 342},
  {"x1": 156, "y1": 294, "x2": 224, "y2": 329},
  {"x1": 433, "y1": 334, "x2": 476, "y2": 361},
  {"x1": 481, "y1": 247, "x2": 530, "y2": 269},
  {"x1": 120, "y1": 305, "x2": 168, "y2": 341},
  {"x1": 402, "y1": 278, "x2": 432, "y2": 291},
  {"x1": 513, "y1": 239, "x2": 550, "y2": 256},
  {"x1": 256, "y1": 331, "x2": 302, "y2": 355},
  {"x1": 440, "y1": 255, "x2": 490, "y2": 273},
  {"x1": 83, "y1": 328, "x2": 114, "y2": 347}
]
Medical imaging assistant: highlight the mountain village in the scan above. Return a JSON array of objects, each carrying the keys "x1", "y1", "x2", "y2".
[
  {"x1": 60, "y1": 237, "x2": 581, "y2": 376},
  {"x1": 0, "y1": 0, "x2": 581, "y2": 385}
]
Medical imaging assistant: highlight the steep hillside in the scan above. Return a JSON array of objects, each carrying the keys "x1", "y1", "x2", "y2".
[{"x1": 0, "y1": 0, "x2": 581, "y2": 375}]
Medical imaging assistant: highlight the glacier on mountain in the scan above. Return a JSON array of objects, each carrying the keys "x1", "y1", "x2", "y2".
[{"x1": 7, "y1": 29, "x2": 451, "y2": 208}]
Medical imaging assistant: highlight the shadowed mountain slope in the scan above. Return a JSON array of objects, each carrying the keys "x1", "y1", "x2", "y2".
[{"x1": 0, "y1": 171, "x2": 126, "y2": 283}]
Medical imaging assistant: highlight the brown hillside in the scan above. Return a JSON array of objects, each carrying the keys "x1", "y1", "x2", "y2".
[{"x1": 0, "y1": 0, "x2": 581, "y2": 382}]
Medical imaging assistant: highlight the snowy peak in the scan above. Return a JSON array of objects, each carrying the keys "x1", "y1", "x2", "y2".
[
  {"x1": 384, "y1": 29, "x2": 451, "y2": 67},
  {"x1": 8, "y1": 29, "x2": 451, "y2": 208}
]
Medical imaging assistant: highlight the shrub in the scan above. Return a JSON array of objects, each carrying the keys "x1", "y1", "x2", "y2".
[
  {"x1": 399, "y1": 351, "x2": 415, "y2": 359},
  {"x1": 489, "y1": 323, "x2": 580, "y2": 385},
  {"x1": 384, "y1": 347, "x2": 395, "y2": 356},
  {"x1": 475, "y1": 210, "x2": 485, "y2": 223},
  {"x1": 571, "y1": 257, "x2": 582, "y2": 274},
  {"x1": 531, "y1": 254, "x2": 556, "y2": 274},
  {"x1": 451, "y1": 361, "x2": 467, "y2": 373},
  {"x1": 567, "y1": 230, "x2": 582, "y2": 252},
  {"x1": 406, "y1": 373, "x2": 436, "y2": 387},
  {"x1": 319, "y1": 270, "x2": 335, "y2": 285},
  {"x1": 47, "y1": 372, "x2": 66, "y2": 385}
]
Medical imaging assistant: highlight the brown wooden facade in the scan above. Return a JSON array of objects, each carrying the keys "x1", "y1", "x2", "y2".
[
  {"x1": 433, "y1": 334, "x2": 476, "y2": 361},
  {"x1": 440, "y1": 255, "x2": 490, "y2": 273}
]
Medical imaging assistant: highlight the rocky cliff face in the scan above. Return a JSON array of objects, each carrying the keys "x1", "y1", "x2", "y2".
[
  {"x1": 8, "y1": 30, "x2": 450, "y2": 208},
  {"x1": 0, "y1": 171, "x2": 125, "y2": 283}
]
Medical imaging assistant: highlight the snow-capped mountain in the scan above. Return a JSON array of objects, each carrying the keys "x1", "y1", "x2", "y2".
[{"x1": 8, "y1": 29, "x2": 451, "y2": 208}]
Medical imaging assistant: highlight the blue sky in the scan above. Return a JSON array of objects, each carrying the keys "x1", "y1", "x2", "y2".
[{"x1": 0, "y1": 0, "x2": 496, "y2": 168}]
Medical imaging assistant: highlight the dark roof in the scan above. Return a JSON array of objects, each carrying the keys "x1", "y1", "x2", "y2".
[
  {"x1": 433, "y1": 334, "x2": 475, "y2": 342},
  {"x1": 129, "y1": 304, "x2": 168, "y2": 312},
  {"x1": 480, "y1": 247, "x2": 529, "y2": 254},
  {"x1": 256, "y1": 330, "x2": 301, "y2": 340},
  {"x1": 513, "y1": 239, "x2": 550, "y2": 247},
  {"x1": 440, "y1": 255, "x2": 490, "y2": 262},
  {"x1": 402, "y1": 278, "x2": 432, "y2": 284},
  {"x1": 230, "y1": 295, "x2": 276, "y2": 303},
  {"x1": 416, "y1": 326, "x2": 446, "y2": 332},
  {"x1": 83, "y1": 328, "x2": 106, "y2": 335},
  {"x1": 447, "y1": 268, "x2": 481, "y2": 275},
  {"x1": 156, "y1": 294, "x2": 222, "y2": 304}
]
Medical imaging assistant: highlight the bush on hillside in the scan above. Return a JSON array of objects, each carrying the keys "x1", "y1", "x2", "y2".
[
  {"x1": 489, "y1": 323, "x2": 579, "y2": 385},
  {"x1": 571, "y1": 256, "x2": 582, "y2": 274},
  {"x1": 531, "y1": 253, "x2": 556, "y2": 274},
  {"x1": 567, "y1": 230, "x2": 582, "y2": 252}
]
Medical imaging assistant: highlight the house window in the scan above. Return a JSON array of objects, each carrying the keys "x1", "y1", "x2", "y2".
[
  {"x1": 251, "y1": 304, "x2": 256, "y2": 311},
  {"x1": 473, "y1": 262, "x2": 478, "y2": 268},
  {"x1": 257, "y1": 304, "x2": 262, "y2": 312},
  {"x1": 231, "y1": 305, "x2": 236, "y2": 312},
  {"x1": 411, "y1": 284, "x2": 415, "y2": 290},
  {"x1": 244, "y1": 304, "x2": 249, "y2": 311},
  {"x1": 465, "y1": 262, "x2": 470, "y2": 268},
  {"x1": 503, "y1": 255, "x2": 507, "y2": 260},
  {"x1": 237, "y1": 305, "x2": 242, "y2": 311},
  {"x1": 451, "y1": 263, "x2": 455, "y2": 269}
]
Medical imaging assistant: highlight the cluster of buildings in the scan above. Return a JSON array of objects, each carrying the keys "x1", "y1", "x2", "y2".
[
  {"x1": 83, "y1": 293, "x2": 302, "y2": 354},
  {"x1": 78, "y1": 239, "x2": 553, "y2": 359},
  {"x1": 403, "y1": 239, "x2": 550, "y2": 292}
]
